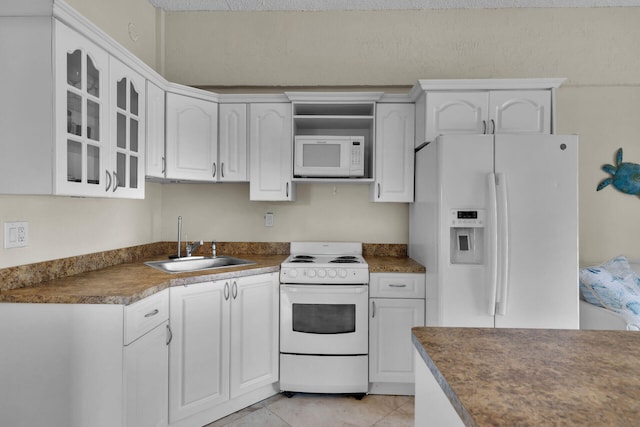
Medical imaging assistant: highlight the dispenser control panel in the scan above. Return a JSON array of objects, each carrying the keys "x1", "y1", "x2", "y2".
[{"x1": 450, "y1": 209, "x2": 485, "y2": 227}]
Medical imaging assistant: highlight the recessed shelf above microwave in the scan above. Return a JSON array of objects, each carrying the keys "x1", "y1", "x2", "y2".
[{"x1": 291, "y1": 100, "x2": 377, "y2": 182}]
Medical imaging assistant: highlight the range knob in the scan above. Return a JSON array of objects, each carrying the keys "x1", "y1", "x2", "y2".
[
  {"x1": 288, "y1": 268, "x2": 298, "y2": 278},
  {"x1": 328, "y1": 269, "x2": 337, "y2": 278},
  {"x1": 337, "y1": 269, "x2": 348, "y2": 278},
  {"x1": 317, "y1": 269, "x2": 327, "y2": 278},
  {"x1": 306, "y1": 269, "x2": 316, "y2": 278}
]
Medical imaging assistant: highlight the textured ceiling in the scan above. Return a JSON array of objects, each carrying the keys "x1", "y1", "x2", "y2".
[{"x1": 148, "y1": 0, "x2": 640, "y2": 11}]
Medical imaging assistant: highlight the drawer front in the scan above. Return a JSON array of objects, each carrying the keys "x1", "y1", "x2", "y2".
[
  {"x1": 370, "y1": 273, "x2": 425, "y2": 299},
  {"x1": 124, "y1": 289, "x2": 169, "y2": 345}
]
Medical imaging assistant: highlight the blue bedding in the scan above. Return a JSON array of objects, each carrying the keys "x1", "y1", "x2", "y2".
[{"x1": 579, "y1": 255, "x2": 640, "y2": 330}]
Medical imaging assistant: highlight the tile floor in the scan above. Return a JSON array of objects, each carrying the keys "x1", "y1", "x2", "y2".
[{"x1": 205, "y1": 393, "x2": 415, "y2": 427}]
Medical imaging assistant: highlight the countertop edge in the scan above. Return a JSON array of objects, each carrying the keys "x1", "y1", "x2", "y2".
[{"x1": 412, "y1": 331, "x2": 476, "y2": 427}]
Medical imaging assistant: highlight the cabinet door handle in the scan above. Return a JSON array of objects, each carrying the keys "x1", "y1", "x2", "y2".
[
  {"x1": 482, "y1": 120, "x2": 487, "y2": 134},
  {"x1": 377, "y1": 183, "x2": 381, "y2": 198},
  {"x1": 224, "y1": 282, "x2": 230, "y2": 301},
  {"x1": 112, "y1": 171, "x2": 118, "y2": 192},
  {"x1": 105, "y1": 170, "x2": 112, "y2": 192},
  {"x1": 232, "y1": 280, "x2": 238, "y2": 299},
  {"x1": 286, "y1": 182, "x2": 289, "y2": 198},
  {"x1": 162, "y1": 156, "x2": 166, "y2": 174},
  {"x1": 389, "y1": 283, "x2": 407, "y2": 288},
  {"x1": 144, "y1": 308, "x2": 159, "y2": 317},
  {"x1": 221, "y1": 162, "x2": 225, "y2": 178},
  {"x1": 166, "y1": 324, "x2": 173, "y2": 345},
  {"x1": 371, "y1": 301, "x2": 376, "y2": 318},
  {"x1": 212, "y1": 162, "x2": 217, "y2": 178},
  {"x1": 490, "y1": 119, "x2": 496, "y2": 134}
]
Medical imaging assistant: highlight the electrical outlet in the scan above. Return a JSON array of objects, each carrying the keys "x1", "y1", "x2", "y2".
[
  {"x1": 4, "y1": 221, "x2": 28, "y2": 249},
  {"x1": 264, "y1": 212, "x2": 274, "y2": 227}
]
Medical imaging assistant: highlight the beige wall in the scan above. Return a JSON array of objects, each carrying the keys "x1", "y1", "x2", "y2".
[
  {"x1": 163, "y1": 7, "x2": 640, "y2": 265},
  {"x1": 0, "y1": 184, "x2": 163, "y2": 269},
  {"x1": 2, "y1": 3, "x2": 640, "y2": 269},
  {"x1": 66, "y1": 0, "x2": 162, "y2": 72},
  {"x1": 159, "y1": 183, "x2": 407, "y2": 245}
]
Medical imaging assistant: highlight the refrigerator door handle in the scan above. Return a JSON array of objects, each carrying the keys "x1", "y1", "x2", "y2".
[
  {"x1": 487, "y1": 173, "x2": 499, "y2": 316},
  {"x1": 496, "y1": 172, "x2": 510, "y2": 316}
]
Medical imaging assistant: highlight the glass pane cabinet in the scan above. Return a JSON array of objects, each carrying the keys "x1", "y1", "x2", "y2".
[
  {"x1": 54, "y1": 21, "x2": 144, "y2": 198},
  {"x1": 110, "y1": 58, "x2": 145, "y2": 198},
  {"x1": 56, "y1": 22, "x2": 109, "y2": 196}
]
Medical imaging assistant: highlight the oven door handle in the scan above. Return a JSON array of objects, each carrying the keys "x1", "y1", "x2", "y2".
[{"x1": 280, "y1": 285, "x2": 368, "y2": 295}]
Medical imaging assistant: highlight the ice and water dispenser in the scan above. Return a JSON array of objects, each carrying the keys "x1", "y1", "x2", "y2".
[{"x1": 450, "y1": 209, "x2": 485, "y2": 265}]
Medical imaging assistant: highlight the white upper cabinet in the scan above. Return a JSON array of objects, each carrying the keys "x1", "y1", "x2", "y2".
[
  {"x1": 372, "y1": 103, "x2": 415, "y2": 203},
  {"x1": 249, "y1": 103, "x2": 294, "y2": 201},
  {"x1": 55, "y1": 21, "x2": 111, "y2": 197},
  {"x1": 146, "y1": 81, "x2": 166, "y2": 179},
  {"x1": 109, "y1": 58, "x2": 145, "y2": 198},
  {"x1": 0, "y1": 12, "x2": 153, "y2": 198},
  {"x1": 489, "y1": 90, "x2": 551, "y2": 134},
  {"x1": 413, "y1": 79, "x2": 563, "y2": 146},
  {"x1": 165, "y1": 92, "x2": 219, "y2": 182},
  {"x1": 218, "y1": 104, "x2": 248, "y2": 182}
]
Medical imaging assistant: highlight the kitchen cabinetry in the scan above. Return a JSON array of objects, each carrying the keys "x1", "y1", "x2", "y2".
[
  {"x1": 165, "y1": 92, "x2": 218, "y2": 181},
  {"x1": 0, "y1": 290, "x2": 169, "y2": 427},
  {"x1": 0, "y1": 14, "x2": 150, "y2": 198},
  {"x1": 55, "y1": 21, "x2": 110, "y2": 196},
  {"x1": 218, "y1": 103, "x2": 248, "y2": 182},
  {"x1": 369, "y1": 273, "x2": 425, "y2": 395},
  {"x1": 123, "y1": 290, "x2": 170, "y2": 427},
  {"x1": 146, "y1": 80, "x2": 166, "y2": 179},
  {"x1": 249, "y1": 103, "x2": 294, "y2": 201},
  {"x1": 169, "y1": 273, "x2": 279, "y2": 426},
  {"x1": 413, "y1": 79, "x2": 564, "y2": 146},
  {"x1": 372, "y1": 103, "x2": 415, "y2": 202},
  {"x1": 109, "y1": 57, "x2": 145, "y2": 198}
]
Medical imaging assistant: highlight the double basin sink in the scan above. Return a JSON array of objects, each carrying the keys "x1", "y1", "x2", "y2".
[{"x1": 145, "y1": 256, "x2": 255, "y2": 274}]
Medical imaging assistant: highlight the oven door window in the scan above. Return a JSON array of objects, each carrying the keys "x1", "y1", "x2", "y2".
[{"x1": 292, "y1": 303, "x2": 355, "y2": 334}]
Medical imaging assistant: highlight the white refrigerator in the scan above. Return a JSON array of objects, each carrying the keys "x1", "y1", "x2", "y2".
[{"x1": 409, "y1": 134, "x2": 579, "y2": 329}]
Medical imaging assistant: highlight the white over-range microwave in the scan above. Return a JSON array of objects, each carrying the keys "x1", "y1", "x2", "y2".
[{"x1": 294, "y1": 135, "x2": 365, "y2": 178}]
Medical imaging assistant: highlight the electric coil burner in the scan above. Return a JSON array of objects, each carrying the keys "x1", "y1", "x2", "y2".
[{"x1": 279, "y1": 242, "x2": 370, "y2": 398}]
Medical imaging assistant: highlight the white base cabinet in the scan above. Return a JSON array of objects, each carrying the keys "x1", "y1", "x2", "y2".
[
  {"x1": 169, "y1": 273, "x2": 280, "y2": 426},
  {"x1": 369, "y1": 273, "x2": 425, "y2": 395},
  {"x1": 0, "y1": 290, "x2": 169, "y2": 427}
]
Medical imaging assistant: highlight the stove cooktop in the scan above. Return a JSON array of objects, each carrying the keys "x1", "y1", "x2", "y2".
[{"x1": 280, "y1": 242, "x2": 369, "y2": 284}]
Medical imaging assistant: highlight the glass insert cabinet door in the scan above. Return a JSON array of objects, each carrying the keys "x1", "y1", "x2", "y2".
[
  {"x1": 110, "y1": 58, "x2": 145, "y2": 198},
  {"x1": 55, "y1": 21, "x2": 109, "y2": 197}
]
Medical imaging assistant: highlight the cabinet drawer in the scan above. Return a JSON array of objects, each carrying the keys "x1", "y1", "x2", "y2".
[
  {"x1": 124, "y1": 289, "x2": 169, "y2": 345},
  {"x1": 370, "y1": 273, "x2": 425, "y2": 298}
]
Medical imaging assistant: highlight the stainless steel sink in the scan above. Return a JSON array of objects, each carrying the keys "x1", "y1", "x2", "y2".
[{"x1": 144, "y1": 256, "x2": 255, "y2": 274}]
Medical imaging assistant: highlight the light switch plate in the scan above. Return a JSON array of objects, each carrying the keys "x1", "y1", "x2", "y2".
[{"x1": 4, "y1": 221, "x2": 28, "y2": 249}]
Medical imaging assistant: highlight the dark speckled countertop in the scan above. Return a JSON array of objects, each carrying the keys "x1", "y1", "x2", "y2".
[
  {"x1": 0, "y1": 242, "x2": 424, "y2": 305},
  {"x1": 412, "y1": 327, "x2": 640, "y2": 426}
]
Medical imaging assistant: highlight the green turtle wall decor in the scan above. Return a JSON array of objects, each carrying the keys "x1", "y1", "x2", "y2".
[{"x1": 597, "y1": 148, "x2": 640, "y2": 196}]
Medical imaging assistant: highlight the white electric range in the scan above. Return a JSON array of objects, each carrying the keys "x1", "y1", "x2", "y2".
[{"x1": 279, "y1": 242, "x2": 370, "y2": 397}]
